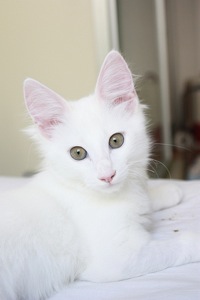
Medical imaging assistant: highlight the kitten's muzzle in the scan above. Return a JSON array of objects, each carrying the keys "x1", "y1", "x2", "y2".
[{"x1": 96, "y1": 159, "x2": 116, "y2": 184}]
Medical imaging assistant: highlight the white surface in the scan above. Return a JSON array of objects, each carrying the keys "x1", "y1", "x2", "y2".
[{"x1": 0, "y1": 177, "x2": 199, "y2": 300}]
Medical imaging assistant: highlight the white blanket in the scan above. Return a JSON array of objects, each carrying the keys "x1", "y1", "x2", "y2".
[{"x1": 0, "y1": 177, "x2": 199, "y2": 300}]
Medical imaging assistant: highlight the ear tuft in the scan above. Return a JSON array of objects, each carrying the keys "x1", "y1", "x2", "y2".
[
  {"x1": 95, "y1": 50, "x2": 137, "y2": 110},
  {"x1": 24, "y1": 78, "x2": 66, "y2": 138}
]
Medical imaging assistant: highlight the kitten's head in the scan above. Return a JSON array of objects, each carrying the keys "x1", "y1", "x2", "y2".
[{"x1": 24, "y1": 51, "x2": 150, "y2": 193}]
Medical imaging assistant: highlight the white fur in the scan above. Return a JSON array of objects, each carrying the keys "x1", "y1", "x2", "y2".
[{"x1": 0, "y1": 51, "x2": 200, "y2": 300}]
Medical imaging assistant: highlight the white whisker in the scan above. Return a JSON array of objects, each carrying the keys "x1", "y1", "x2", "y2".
[
  {"x1": 153, "y1": 142, "x2": 192, "y2": 152},
  {"x1": 150, "y1": 158, "x2": 171, "y2": 179}
]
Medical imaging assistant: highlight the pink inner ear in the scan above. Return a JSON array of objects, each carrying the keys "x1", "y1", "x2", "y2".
[
  {"x1": 38, "y1": 119, "x2": 63, "y2": 138},
  {"x1": 114, "y1": 93, "x2": 136, "y2": 112},
  {"x1": 24, "y1": 78, "x2": 66, "y2": 138},
  {"x1": 95, "y1": 51, "x2": 136, "y2": 109},
  {"x1": 113, "y1": 93, "x2": 135, "y2": 105}
]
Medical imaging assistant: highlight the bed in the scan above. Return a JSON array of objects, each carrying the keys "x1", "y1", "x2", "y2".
[{"x1": 0, "y1": 177, "x2": 199, "y2": 300}]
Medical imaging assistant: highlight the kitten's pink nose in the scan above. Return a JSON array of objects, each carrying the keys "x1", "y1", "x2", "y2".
[{"x1": 99, "y1": 171, "x2": 116, "y2": 183}]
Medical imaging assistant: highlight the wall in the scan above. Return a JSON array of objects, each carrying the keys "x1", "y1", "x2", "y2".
[
  {"x1": 0, "y1": 0, "x2": 97, "y2": 176},
  {"x1": 166, "y1": 0, "x2": 200, "y2": 127},
  {"x1": 117, "y1": 0, "x2": 159, "y2": 75},
  {"x1": 117, "y1": 0, "x2": 161, "y2": 129}
]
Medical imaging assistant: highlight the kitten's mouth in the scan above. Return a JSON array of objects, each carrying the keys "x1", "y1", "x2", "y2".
[
  {"x1": 98, "y1": 179, "x2": 123, "y2": 193},
  {"x1": 87, "y1": 173, "x2": 124, "y2": 193}
]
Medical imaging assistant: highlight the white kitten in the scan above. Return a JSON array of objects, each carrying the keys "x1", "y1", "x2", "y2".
[{"x1": 0, "y1": 51, "x2": 200, "y2": 300}]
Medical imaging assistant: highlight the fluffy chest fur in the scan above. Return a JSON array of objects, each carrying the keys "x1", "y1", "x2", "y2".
[
  {"x1": 33, "y1": 169, "x2": 151, "y2": 247},
  {"x1": 28, "y1": 171, "x2": 152, "y2": 282}
]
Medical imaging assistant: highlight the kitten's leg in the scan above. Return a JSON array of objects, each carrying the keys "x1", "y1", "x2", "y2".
[
  {"x1": 127, "y1": 232, "x2": 200, "y2": 278},
  {"x1": 149, "y1": 184, "x2": 182, "y2": 211},
  {"x1": 81, "y1": 232, "x2": 200, "y2": 282}
]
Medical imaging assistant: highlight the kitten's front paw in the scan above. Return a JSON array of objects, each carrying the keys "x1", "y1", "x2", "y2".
[{"x1": 150, "y1": 183, "x2": 183, "y2": 211}]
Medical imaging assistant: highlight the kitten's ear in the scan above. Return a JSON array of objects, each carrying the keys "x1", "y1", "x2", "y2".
[
  {"x1": 95, "y1": 50, "x2": 137, "y2": 111},
  {"x1": 24, "y1": 78, "x2": 66, "y2": 138}
]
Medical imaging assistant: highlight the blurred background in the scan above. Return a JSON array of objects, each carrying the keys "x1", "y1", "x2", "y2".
[{"x1": 1, "y1": 0, "x2": 200, "y2": 180}]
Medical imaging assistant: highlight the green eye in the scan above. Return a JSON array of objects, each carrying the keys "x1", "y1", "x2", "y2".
[
  {"x1": 109, "y1": 133, "x2": 124, "y2": 149},
  {"x1": 70, "y1": 146, "x2": 87, "y2": 160}
]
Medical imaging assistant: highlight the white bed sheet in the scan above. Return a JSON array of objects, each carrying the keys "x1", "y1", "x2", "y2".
[{"x1": 0, "y1": 177, "x2": 199, "y2": 300}]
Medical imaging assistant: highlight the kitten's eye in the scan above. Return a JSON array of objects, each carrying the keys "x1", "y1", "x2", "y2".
[
  {"x1": 109, "y1": 133, "x2": 124, "y2": 149},
  {"x1": 70, "y1": 147, "x2": 87, "y2": 160}
]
